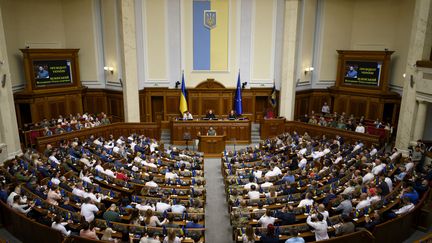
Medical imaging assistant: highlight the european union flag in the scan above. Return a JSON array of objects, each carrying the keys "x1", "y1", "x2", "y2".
[{"x1": 234, "y1": 72, "x2": 242, "y2": 115}]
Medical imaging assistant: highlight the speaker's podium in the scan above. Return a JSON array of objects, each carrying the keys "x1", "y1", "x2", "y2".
[{"x1": 198, "y1": 135, "x2": 226, "y2": 157}]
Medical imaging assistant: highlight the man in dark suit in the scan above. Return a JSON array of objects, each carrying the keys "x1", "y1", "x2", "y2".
[
  {"x1": 205, "y1": 109, "x2": 217, "y2": 120},
  {"x1": 274, "y1": 205, "x2": 296, "y2": 225}
]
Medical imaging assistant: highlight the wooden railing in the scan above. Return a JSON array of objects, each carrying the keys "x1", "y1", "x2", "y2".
[
  {"x1": 285, "y1": 121, "x2": 381, "y2": 147},
  {"x1": 0, "y1": 200, "x2": 64, "y2": 243},
  {"x1": 35, "y1": 122, "x2": 160, "y2": 152}
]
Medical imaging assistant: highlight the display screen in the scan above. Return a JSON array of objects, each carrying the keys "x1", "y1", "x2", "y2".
[
  {"x1": 33, "y1": 60, "x2": 73, "y2": 86},
  {"x1": 343, "y1": 61, "x2": 381, "y2": 86}
]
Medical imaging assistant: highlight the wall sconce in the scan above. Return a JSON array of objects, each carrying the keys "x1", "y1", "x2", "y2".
[
  {"x1": 242, "y1": 82, "x2": 248, "y2": 89},
  {"x1": 104, "y1": 66, "x2": 114, "y2": 75},
  {"x1": 304, "y1": 67, "x2": 314, "y2": 75},
  {"x1": 402, "y1": 73, "x2": 406, "y2": 78}
]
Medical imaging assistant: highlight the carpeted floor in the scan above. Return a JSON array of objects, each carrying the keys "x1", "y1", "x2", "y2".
[{"x1": 204, "y1": 157, "x2": 234, "y2": 243}]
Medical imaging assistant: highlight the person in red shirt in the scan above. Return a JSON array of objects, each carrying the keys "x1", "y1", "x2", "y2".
[{"x1": 116, "y1": 167, "x2": 128, "y2": 181}]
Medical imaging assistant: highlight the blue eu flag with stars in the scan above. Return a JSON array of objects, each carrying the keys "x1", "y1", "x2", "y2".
[{"x1": 235, "y1": 72, "x2": 242, "y2": 115}]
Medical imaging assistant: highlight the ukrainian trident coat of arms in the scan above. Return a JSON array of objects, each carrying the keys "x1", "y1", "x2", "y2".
[{"x1": 204, "y1": 10, "x2": 217, "y2": 29}]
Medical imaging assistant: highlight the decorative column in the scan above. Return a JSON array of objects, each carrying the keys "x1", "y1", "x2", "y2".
[
  {"x1": 0, "y1": 7, "x2": 22, "y2": 163},
  {"x1": 119, "y1": 0, "x2": 140, "y2": 122},
  {"x1": 279, "y1": 0, "x2": 300, "y2": 120},
  {"x1": 395, "y1": 0, "x2": 431, "y2": 152},
  {"x1": 412, "y1": 100, "x2": 428, "y2": 142}
]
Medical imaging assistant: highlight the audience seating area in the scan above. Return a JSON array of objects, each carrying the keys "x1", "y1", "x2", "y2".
[
  {"x1": 20, "y1": 112, "x2": 111, "y2": 147},
  {"x1": 222, "y1": 132, "x2": 431, "y2": 242},
  {"x1": 0, "y1": 132, "x2": 206, "y2": 243},
  {"x1": 298, "y1": 111, "x2": 392, "y2": 143}
]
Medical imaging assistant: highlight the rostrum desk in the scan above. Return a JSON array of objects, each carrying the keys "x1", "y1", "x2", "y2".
[
  {"x1": 170, "y1": 119, "x2": 251, "y2": 145},
  {"x1": 198, "y1": 135, "x2": 226, "y2": 157}
]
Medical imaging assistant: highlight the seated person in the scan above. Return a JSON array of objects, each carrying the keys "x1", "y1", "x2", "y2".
[
  {"x1": 205, "y1": 109, "x2": 217, "y2": 120},
  {"x1": 207, "y1": 127, "x2": 217, "y2": 136},
  {"x1": 265, "y1": 109, "x2": 275, "y2": 119},
  {"x1": 183, "y1": 111, "x2": 193, "y2": 120},
  {"x1": 228, "y1": 110, "x2": 237, "y2": 120}
]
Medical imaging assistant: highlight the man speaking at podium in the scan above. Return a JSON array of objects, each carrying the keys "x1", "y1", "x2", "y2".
[{"x1": 207, "y1": 127, "x2": 216, "y2": 136}]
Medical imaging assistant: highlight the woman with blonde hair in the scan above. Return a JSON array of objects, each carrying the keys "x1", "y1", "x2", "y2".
[
  {"x1": 163, "y1": 229, "x2": 181, "y2": 243},
  {"x1": 144, "y1": 209, "x2": 167, "y2": 226},
  {"x1": 101, "y1": 227, "x2": 118, "y2": 242},
  {"x1": 242, "y1": 225, "x2": 256, "y2": 243}
]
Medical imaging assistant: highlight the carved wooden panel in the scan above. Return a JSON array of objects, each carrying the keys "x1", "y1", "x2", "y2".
[{"x1": 166, "y1": 96, "x2": 179, "y2": 114}]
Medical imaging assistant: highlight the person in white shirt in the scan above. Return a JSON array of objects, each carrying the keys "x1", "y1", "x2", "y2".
[
  {"x1": 183, "y1": 111, "x2": 193, "y2": 120},
  {"x1": 264, "y1": 165, "x2": 282, "y2": 178},
  {"x1": 298, "y1": 155, "x2": 308, "y2": 169},
  {"x1": 136, "y1": 201, "x2": 155, "y2": 212},
  {"x1": 261, "y1": 179, "x2": 274, "y2": 189},
  {"x1": 248, "y1": 185, "x2": 261, "y2": 200},
  {"x1": 389, "y1": 148, "x2": 400, "y2": 161},
  {"x1": 258, "y1": 210, "x2": 277, "y2": 228},
  {"x1": 244, "y1": 177, "x2": 259, "y2": 191},
  {"x1": 104, "y1": 168, "x2": 115, "y2": 178},
  {"x1": 49, "y1": 151, "x2": 61, "y2": 165},
  {"x1": 94, "y1": 161, "x2": 105, "y2": 174},
  {"x1": 145, "y1": 175, "x2": 159, "y2": 188},
  {"x1": 355, "y1": 123, "x2": 365, "y2": 133},
  {"x1": 51, "y1": 215, "x2": 71, "y2": 236},
  {"x1": 371, "y1": 159, "x2": 386, "y2": 175},
  {"x1": 72, "y1": 183, "x2": 87, "y2": 198},
  {"x1": 355, "y1": 193, "x2": 371, "y2": 210},
  {"x1": 321, "y1": 102, "x2": 330, "y2": 114},
  {"x1": 307, "y1": 213, "x2": 329, "y2": 241},
  {"x1": 11, "y1": 195, "x2": 33, "y2": 214},
  {"x1": 81, "y1": 197, "x2": 99, "y2": 222},
  {"x1": 316, "y1": 204, "x2": 329, "y2": 221},
  {"x1": 253, "y1": 170, "x2": 263, "y2": 179},
  {"x1": 7, "y1": 186, "x2": 26, "y2": 206},
  {"x1": 171, "y1": 204, "x2": 187, "y2": 214},
  {"x1": 405, "y1": 159, "x2": 415, "y2": 172},
  {"x1": 362, "y1": 168, "x2": 375, "y2": 184},
  {"x1": 297, "y1": 193, "x2": 314, "y2": 208},
  {"x1": 80, "y1": 154, "x2": 94, "y2": 167},
  {"x1": 342, "y1": 181, "x2": 356, "y2": 195},
  {"x1": 394, "y1": 197, "x2": 415, "y2": 215},
  {"x1": 165, "y1": 171, "x2": 179, "y2": 180},
  {"x1": 156, "y1": 200, "x2": 171, "y2": 213},
  {"x1": 370, "y1": 146, "x2": 378, "y2": 157},
  {"x1": 352, "y1": 142, "x2": 363, "y2": 152},
  {"x1": 385, "y1": 177, "x2": 393, "y2": 191},
  {"x1": 334, "y1": 154, "x2": 343, "y2": 164}
]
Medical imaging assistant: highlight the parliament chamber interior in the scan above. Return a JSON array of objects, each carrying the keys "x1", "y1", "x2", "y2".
[{"x1": 0, "y1": 0, "x2": 432, "y2": 243}]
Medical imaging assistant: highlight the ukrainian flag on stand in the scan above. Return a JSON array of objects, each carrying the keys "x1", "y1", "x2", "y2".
[
  {"x1": 179, "y1": 72, "x2": 188, "y2": 114},
  {"x1": 269, "y1": 83, "x2": 277, "y2": 108}
]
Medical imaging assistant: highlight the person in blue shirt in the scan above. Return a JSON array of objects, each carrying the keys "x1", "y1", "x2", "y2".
[
  {"x1": 37, "y1": 66, "x2": 49, "y2": 79},
  {"x1": 401, "y1": 187, "x2": 419, "y2": 204},
  {"x1": 346, "y1": 66, "x2": 358, "y2": 78},
  {"x1": 0, "y1": 183, "x2": 8, "y2": 203},
  {"x1": 281, "y1": 171, "x2": 295, "y2": 184},
  {"x1": 285, "y1": 228, "x2": 305, "y2": 243},
  {"x1": 185, "y1": 217, "x2": 204, "y2": 228}
]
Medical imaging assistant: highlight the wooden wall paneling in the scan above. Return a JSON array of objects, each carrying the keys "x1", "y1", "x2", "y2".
[
  {"x1": 368, "y1": 101, "x2": 380, "y2": 120},
  {"x1": 151, "y1": 96, "x2": 164, "y2": 123},
  {"x1": 165, "y1": 96, "x2": 179, "y2": 115},
  {"x1": 201, "y1": 97, "x2": 219, "y2": 115},
  {"x1": 190, "y1": 96, "x2": 199, "y2": 117}
]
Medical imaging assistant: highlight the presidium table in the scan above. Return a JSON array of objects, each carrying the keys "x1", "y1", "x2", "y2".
[{"x1": 171, "y1": 119, "x2": 251, "y2": 156}]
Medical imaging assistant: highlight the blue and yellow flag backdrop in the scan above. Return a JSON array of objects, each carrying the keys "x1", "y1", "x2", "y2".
[{"x1": 193, "y1": 0, "x2": 228, "y2": 71}]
